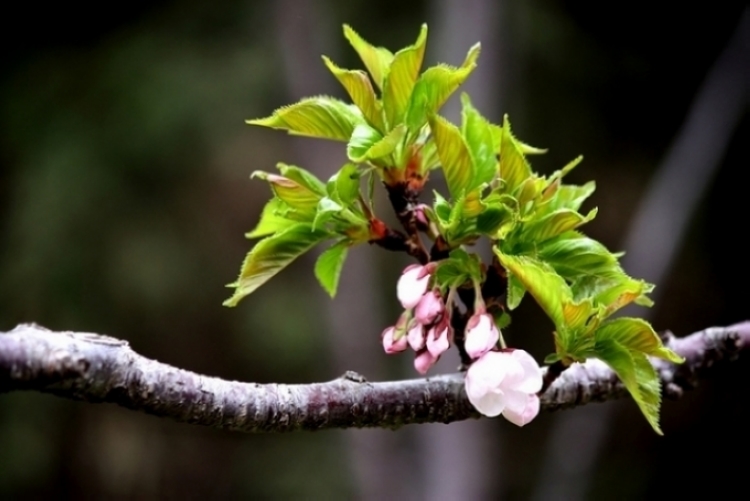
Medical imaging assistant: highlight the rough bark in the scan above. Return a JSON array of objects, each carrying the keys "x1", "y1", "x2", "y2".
[{"x1": 1, "y1": 322, "x2": 747, "y2": 432}]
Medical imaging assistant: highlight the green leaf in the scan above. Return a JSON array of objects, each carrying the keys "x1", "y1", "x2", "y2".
[
  {"x1": 342, "y1": 25, "x2": 394, "y2": 90},
  {"x1": 542, "y1": 182, "x2": 596, "y2": 214},
  {"x1": 277, "y1": 163, "x2": 327, "y2": 195},
  {"x1": 247, "y1": 97, "x2": 363, "y2": 141},
  {"x1": 327, "y1": 163, "x2": 362, "y2": 206},
  {"x1": 347, "y1": 124, "x2": 406, "y2": 163},
  {"x1": 251, "y1": 171, "x2": 321, "y2": 216},
  {"x1": 404, "y1": 43, "x2": 481, "y2": 131},
  {"x1": 322, "y1": 56, "x2": 385, "y2": 132},
  {"x1": 314, "y1": 240, "x2": 350, "y2": 297},
  {"x1": 476, "y1": 205, "x2": 509, "y2": 235},
  {"x1": 245, "y1": 198, "x2": 296, "y2": 239},
  {"x1": 537, "y1": 233, "x2": 621, "y2": 280},
  {"x1": 433, "y1": 190, "x2": 452, "y2": 224},
  {"x1": 506, "y1": 273, "x2": 526, "y2": 310},
  {"x1": 594, "y1": 339, "x2": 664, "y2": 434},
  {"x1": 312, "y1": 197, "x2": 344, "y2": 231},
  {"x1": 224, "y1": 224, "x2": 330, "y2": 307},
  {"x1": 595, "y1": 318, "x2": 684, "y2": 363},
  {"x1": 498, "y1": 115, "x2": 532, "y2": 193},
  {"x1": 496, "y1": 251, "x2": 570, "y2": 327},
  {"x1": 523, "y1": 208, "x2": 598, "y2": 243},
  {"x1": 347, "y1": 124, "x2": 383, "y2": 162},
  {"x1": 561, "y1": 298, "x2": 596, "y2": 331},
  {"x1": 382, "y1": 24, "x2": 428, "y2": 128},
  {"x1": 429, "y1": 114, "x2": 472, "y2": 198},
  {"x1": 460, "y1": 93, "x2": 497, "y2": 189}
]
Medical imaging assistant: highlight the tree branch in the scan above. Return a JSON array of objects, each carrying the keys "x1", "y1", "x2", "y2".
[{"x1": 1, "y1": 322, "x2": 747, "y2": 432}]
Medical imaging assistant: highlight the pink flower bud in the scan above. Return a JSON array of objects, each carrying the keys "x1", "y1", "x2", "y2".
[
  {"x1": 414, "y1": 289, "x2": 444, "y2": 325},
  {"x1": 414, "y1": 204, "x2": 429, "y2": 227},
  {"x1": 381, "y1": 326, "x2": 407, "y2": 354},
  {"x1": 464, "y1": 349, "x2": 543, "y2": 426},
  {"x1": 426, "y1": 321, "x2": 451, "y2": 358},
  {"x1": 464, "y1": 313, "x2": 499, "y2": 359},
  {"x1": 407, "y1": 323, "x2": 426, "y2": 351},
  {"x1": 414, "y1": 348, "x2": 438, "y2": 375},
  {"x1": 396, "y1": 264, "x2": 433, "y2": 309}
]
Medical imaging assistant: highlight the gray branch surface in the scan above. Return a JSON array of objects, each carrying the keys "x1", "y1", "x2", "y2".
[{"x1": 1, "y1": 322, "x2": 748, "y2": 432}]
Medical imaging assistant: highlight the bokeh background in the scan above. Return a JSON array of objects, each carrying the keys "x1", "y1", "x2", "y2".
[{"x1": 1, "y1": 1, "x2": 748, "y2": 499}]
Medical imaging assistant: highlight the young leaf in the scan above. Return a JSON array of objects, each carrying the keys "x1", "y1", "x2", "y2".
[
  {"x1": 498, "y1": 115, "x2": 532, "y2": 193},
  {"x1": 382, "y1": 24, "x2": 428, "y2": 128},
  {"x1": 322, "y1": 56, "x2": 385, "y2": 132},
  {"x1": 460, "y1": 94, "x2": 496, "y2": 189},
  {"x1": 537, "y1": 233, "x2": 621, "y2": 281},
  {"x1": 251, "y1": 171, "x2": 321, "y2": 216},
  {"x1": 522, "y1": 208, "x2": 598, "y2": 244},
  {"x1": 594, "y1": 338, "x2": 663, "y2": 435},
  {"x1": 506, "y1": 273, "x2": 526, "y2": 310},
  {"x1": 342, "y1": 25, "x2": 394, "y2": 90},
  {"x1": 347, "y1": 124, "x2": 406, "y2": 163},
  {"x1": 277, "y1": 163, "x2": 327, "y2": 195},
  {"x1": 224, "y1": 224, "x2": 330, "y2": 307},
  {"x1": 429, "y1": 114, "x2": 472, "y2": 198},
  {"x1": 496, "y1": 251, "x2": 570, "y2": 328},
  {"x1": 595, "y1": 317, "x2": 684, "y2": 363},
  {"x1": 314, "y1": 240, "x2": 350, "y2": 297},
  {"x1": 328, "y1": 163, "x2": 362, "y2": 206},
  {"x1": 312, "y1": 197, "x2": 344, "y2": 231},
  {"x1": 245, "y1": 198, "x2": 296, "y2": 239},
  {"x1": 404, "y1": 43, "x2": 481, "y2": 131},
  {"x1": 247, "y1": 97, "x2": 363, "y2": 141},
  {"x1": 540, "y1": 182, "x2": 596, "y2": 215}
]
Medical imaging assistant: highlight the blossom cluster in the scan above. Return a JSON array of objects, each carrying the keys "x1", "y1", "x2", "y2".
[
  {"x1": 382, "y1": 265, "x2": 543, "y2": 427},
  {"x1": 381, "y1": 263, "x2": 452, "y2": 374}
]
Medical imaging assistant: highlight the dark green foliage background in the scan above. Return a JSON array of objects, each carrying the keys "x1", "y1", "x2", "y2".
[{"x1": 0, "y1": 1, "x2": 747, "y2": 498}]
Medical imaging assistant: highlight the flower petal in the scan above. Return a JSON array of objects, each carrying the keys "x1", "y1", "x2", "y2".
[
  {"x1": 414, "y1": 349, "x2": 437, "y2": 374},
  {"x1": 407, "y1": 323, "x2": 425, "y2": 351},
  {"x1": 397, "y1": 265, "x2": 430, "y2": 309},
  {"x1": 504, "y1": 349, "x2": 543, "y2": 393},
  {"x1": 464, "y1": 314, "x2": 499, "y2": 359},
  {"x1": 502, "y1": 393, "x2": 540, "y2": 427}
]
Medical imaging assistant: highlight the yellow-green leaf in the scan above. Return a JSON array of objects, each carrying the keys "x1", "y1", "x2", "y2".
[
  {"x1": 429, "y1": 114, "x2": 472, "y2": 198},
  {"x1": 523, "y1": 208, "x2": 598, "y2": 243},
  {"x1": 596, "y1": 318, "x2": 684, "y2": 364},
  {"x1": 347, "y1": 124, "x2": 406, "y2": 163},
  {"x1": 245, "y1": 198, "x2": 296, "y2": 239},
  {"x1": 322, "y1": 56, "x2": 385, "y2": 132},
  {"x1": 342, "y1": 25, "x2": 394, "y2": 90},
  {"x1": 496, "y1": 251, "x2": 570, "y2": 328},
  {"x1": 251, "y1": 171, "x2": 321, "y2": 216},
  {"x1": 404, "y1": 43, "x2": 481, "y2": 131},
  {"x1": 314, "y1": 240, "x2": 350, "y2": 297},
  {"x1": 382, "y1": 24, "x2": 428, "y2": 128},
  {"x1": 595, "y1": 339, "x2": 664, "y2": 434},
  {"x1": 498, "y1": 115, "x2": 532, "y2": 193},
  {"x1": 247, "y1": 97, "x2": 363, "y2": 141},
  {"x1": 460, "y1": 93, "x2": 496, "y2": 189},
  {"x1": 224, "y1": 224, "x2": 330, "y2": 307}
]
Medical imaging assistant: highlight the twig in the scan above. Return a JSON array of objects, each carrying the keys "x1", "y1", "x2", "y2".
[{"x1": 1, "y1": 322, "x2": 747, "y2": 432}]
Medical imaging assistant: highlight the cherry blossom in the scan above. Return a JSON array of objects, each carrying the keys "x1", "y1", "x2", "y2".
[
  {"x1": 381, "y1": 326, "x2": 407, "y2": 354},
  {"x1": 414, "y1": 348, "x2": 438, "y2": 375},
  {"x1": 464, "y1": 349, "x2": 543, "y2": 426},
  {"x1": 426, "y1": 316, "x2": 451, "y2": 358},
  {"x1": 396, "y1": 264, "x2": 433, "y2": 309},
  {"x1": 414, "y1": 289, "x2": 444, "y2": 325},
  {"x1": 407, "y1": 323, "x2": 426, "y2": 351},
  {"x1": 464, "y1": 312, "x2": 499, "y2": 359}
]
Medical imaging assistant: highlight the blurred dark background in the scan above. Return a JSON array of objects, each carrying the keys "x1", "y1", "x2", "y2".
[{"x1": 1, "y1": 1, "x2": 747, "y2": 499}]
